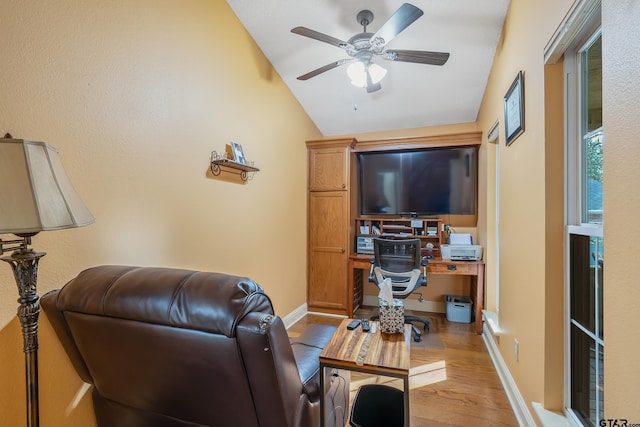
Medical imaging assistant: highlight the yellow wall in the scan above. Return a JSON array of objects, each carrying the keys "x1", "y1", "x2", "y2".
[
  {"x1": 0, "y1": 1, "x2": 321, "y2": 425},
  {"x1": 475, "y1": 0, "x2": 640, "y2": 422},
  {"x1": 473, "y1": 0, "x2": 574, "y2": 415},
  {"x1": 3, "y1": 1, "x2": 640, "y2": 425},
  {"x1": 601, "y1": 0, "x2": 640, "y2": 417}
]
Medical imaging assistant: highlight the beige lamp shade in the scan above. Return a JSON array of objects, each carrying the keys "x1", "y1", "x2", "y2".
[{"x1": 0, "y1": 138, "x2": 95, "y2": 234}]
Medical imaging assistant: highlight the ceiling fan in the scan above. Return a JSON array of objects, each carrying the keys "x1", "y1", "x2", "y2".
[{"x1": 291, "y1": 3, "x2": 450, "y2": 93}]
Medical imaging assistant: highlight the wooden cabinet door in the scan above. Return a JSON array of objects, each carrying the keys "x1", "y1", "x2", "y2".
[
  {"x1": 308, "y1": 147, "x2": 349, "y2": 191},
  {"x1": 308, "y1": 191, "x2": 348, "y2": 312}
]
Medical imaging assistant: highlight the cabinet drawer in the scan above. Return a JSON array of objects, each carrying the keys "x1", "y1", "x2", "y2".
[{"x1": 428, "y1": 262, "x2": 478, "y2": 275}]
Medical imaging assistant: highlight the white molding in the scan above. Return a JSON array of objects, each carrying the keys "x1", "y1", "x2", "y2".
[
  {"x1": 282, "y1": 303, "x2": 308, "y2": 329},
  {"x1": 305, "y1": 311, "x2": 348, "y2": 320},
  {"x1": 362, "y1": 295, "x2": 445, "y2": 313},
  {"x1": 488, "y1": 120, "x2": 500, "y2": 144},
  {"x1": 482, "y1": 327, "x2": 536, "y2": 427},
  {"x1": 567, "y1": 223, "x2": 603, "y2": 238},
  {"x1": 544, "y1": 0, "x2": 601, "y2": 64},
  {"x1": 532, "y1": 402, "x2": 573, "y2": 427},
  {"x1": 482, "y1": 310, "x2": 502, "y2": 343}
]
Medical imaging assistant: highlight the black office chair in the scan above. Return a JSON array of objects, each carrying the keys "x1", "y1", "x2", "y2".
[{"x1": 369, "y1": 237, "x2": 429, "y2": 342}]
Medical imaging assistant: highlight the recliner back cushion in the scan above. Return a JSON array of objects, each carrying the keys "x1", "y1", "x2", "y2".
[
  {"x1": 65, "y1": 313, "x2": 260, "y2": 426},
  {"x1": 43, "y1": 265, "x2": 275, "y2": 427},
  {"x1": 55, "y1": 265, "x2": 273, "y2": 336}
]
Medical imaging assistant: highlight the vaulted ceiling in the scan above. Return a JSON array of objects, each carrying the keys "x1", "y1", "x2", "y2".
[{"x1": 226, "y1": 1, "x2": 510, "y2": 136}]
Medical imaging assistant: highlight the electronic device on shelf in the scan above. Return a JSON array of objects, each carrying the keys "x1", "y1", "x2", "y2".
[
  {"x1": 356, "y1": 236, "x2": 375, "y2": 254},
  {"x1": 441, "y1": 244, "x2": 483, "y2": 261}
]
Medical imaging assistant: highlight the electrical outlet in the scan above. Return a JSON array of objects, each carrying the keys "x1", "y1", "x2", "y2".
[{"x1": 514, "y1": 339, "x2": 519, "y2": 362}]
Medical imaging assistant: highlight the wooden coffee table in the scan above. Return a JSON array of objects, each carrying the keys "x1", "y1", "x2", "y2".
[{"x1": 319, "y1": 319, "x2": 411, "y2": 426}]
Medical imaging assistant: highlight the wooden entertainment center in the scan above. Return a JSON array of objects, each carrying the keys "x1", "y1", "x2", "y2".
[{"x1": 306, "y1": 132, "x2": 484, "y2": 332}]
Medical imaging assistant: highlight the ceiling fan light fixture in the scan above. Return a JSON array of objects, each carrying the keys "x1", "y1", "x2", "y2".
[
  {"x1": 347, "y1": 62, "x2": 387, "y2": 88},
  {"x1": 292, "y1": 4, "x2": 449, "y2": 90}
]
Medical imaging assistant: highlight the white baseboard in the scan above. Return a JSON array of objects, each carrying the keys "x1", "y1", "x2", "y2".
[
  {"x1": 362, "y1": 295, "x2": 446, "y2": 313},
  {"x1": 283, "y1": 304, "x2": 349, "y2": 329},
  {"x1": 305, "y1": 311, "x2": 348, "y2": 319},
  {"x1": 532, "y1": 402, "x2": 573, "y2": 427},
  {"x1": 482, "y1": 326, "x2": 536, "y2": 426},
  {"x1": 482, "y1": 310, "x2": 502, "y2": 344},
  {"x1": 282, "y1": 303, "x2": 308, "y2": 329}
]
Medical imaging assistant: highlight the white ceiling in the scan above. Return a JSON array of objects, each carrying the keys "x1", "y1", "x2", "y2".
[{"x1": 226, "y1": 1, "x2": 510, "y2": 136}]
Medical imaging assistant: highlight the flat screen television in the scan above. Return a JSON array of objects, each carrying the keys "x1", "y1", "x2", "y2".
[{"x1": 358, "y1": 146, "x2": 478, "y2": 218}]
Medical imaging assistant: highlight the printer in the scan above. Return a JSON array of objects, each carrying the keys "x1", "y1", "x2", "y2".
[
  {"x1": 441, "y1": 233, "x2": 483, "y2": 261},
  {"x1": 440, "y1": 244, "x2": 483, "y2": 261}
]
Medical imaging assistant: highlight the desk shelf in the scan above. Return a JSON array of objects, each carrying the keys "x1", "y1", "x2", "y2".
[{"x1": 355, "y1": 217, "x2": 446, "y2": 257}]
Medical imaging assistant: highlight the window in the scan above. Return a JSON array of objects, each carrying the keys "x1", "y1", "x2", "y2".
[
  {"x1": 569, "y1": 231, "x2": 603, "y2": 426},
  {"x1": 566, "y1": 29, "x2": 603, "y2": 427},
  {"x1": 580, "y1": 35, "x2": 603, "y2": 224}
]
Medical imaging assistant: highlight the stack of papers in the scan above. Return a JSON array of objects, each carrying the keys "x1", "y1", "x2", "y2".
[{"x1": 449, "y1": 233, "x2": 472, "y2": 245}]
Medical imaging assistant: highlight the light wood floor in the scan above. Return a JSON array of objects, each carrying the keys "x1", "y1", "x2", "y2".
[{"x1": 288, "y1": 307, "x2": 518, "y2": 427}]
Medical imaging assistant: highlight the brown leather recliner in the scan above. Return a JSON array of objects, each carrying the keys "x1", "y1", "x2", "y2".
[{"x1": 41, "y1": 265, "x2": 337, "y2": 427}]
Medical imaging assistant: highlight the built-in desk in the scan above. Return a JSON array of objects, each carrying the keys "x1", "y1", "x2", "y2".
[{"x1": 348, "y1": 254, "x2": 485, "y2": 334}]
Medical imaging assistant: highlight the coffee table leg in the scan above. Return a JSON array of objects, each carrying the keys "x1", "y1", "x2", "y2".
[
  {"x1": 319, "y1": 363, "x2": 326, "y2": 427},
  {"x1": 404, "y1": 375, "x2": 410, "y2": 426}
]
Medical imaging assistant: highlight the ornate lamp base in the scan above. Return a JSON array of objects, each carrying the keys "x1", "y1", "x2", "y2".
[{"x1": 2, "y1": 247, "x2": 45, "y2": 427}]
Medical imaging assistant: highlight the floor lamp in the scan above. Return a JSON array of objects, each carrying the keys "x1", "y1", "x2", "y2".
[{"x1": 0, "y1": 134, "x2": 95, "y2": 427}]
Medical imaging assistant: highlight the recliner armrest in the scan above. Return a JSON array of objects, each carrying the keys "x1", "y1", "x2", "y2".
[{"x1": 291, "y1": 323, "x2": 337, "y2": 395}]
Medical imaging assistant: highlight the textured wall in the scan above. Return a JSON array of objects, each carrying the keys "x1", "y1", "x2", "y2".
[
  {"x1": 0, "y1": 1, "x2": 321, "y2": 425},
  {"x1": 602, "y1": 0, "x2": 640, "y2": 420}
]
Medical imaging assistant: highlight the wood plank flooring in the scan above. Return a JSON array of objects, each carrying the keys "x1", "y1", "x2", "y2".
[{"x1": 288, "y1": 307, "x2": 518, "y2": 427}]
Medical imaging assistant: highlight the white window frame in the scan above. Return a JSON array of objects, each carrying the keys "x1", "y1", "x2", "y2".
[
  {"x1": 564, "y1": 25, "x2": 603, "y2": 427},
  {"x1": 544, "y1": 1, "x2": 601, "y2": 424},
  {"x1": 488, "y1": 121, "x2": 500, "y2": 316}
]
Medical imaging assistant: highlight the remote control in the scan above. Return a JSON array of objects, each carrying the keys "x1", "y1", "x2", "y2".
[
  {"x1": 346, "y1": 319, "x2": 361, "y2": 330},
  {"x1": 361, "y1": 319, "x2": 370, "y2": 332}
]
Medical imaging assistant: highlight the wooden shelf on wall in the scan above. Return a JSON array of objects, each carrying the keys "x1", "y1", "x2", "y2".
[{"x1": 210, "y1": 152, "x2": 259, "y2": 181}]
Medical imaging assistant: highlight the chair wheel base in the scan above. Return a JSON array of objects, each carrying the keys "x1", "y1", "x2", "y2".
[{"x1": 411, "y1": 325, "x2": 422, "y2": 342}]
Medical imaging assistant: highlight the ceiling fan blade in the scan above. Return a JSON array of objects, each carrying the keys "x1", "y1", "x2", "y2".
[
  {"x1": 383, "y1": 49, "x2": 450, "y2": 65},
  {"x1": 291, "y1": 26, "x2": 348, "y2": 49},
  {"x1": 371, "y1": 3, "x2": 424, "y2": 47},
  {"x1": 296, "y1": 59, "x2": 354, "y2": 81}
]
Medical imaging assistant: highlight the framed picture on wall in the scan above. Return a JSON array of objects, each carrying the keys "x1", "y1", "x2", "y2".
[
  {"x1": 504, "y1": 70, "x2": 525, "y2": 146},
  {"x1": 230, "y1": 142, "x2": 247, "y2": 164}
]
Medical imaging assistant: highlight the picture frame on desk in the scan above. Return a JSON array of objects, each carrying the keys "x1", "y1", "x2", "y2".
[{"x1": 504, "y1": 70, "x2": 525, "y2": 146}]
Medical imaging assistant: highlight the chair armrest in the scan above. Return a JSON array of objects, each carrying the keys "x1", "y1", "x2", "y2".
[
  {"x1": 420, "y1": 257, "x2": 429, "y2": 286},
  {"x1": 291, "y1": 323, "x2": 337, "y2": 394},
  {"x1": 368, "y1": 258, "x2": 376, "y2": 283}
]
